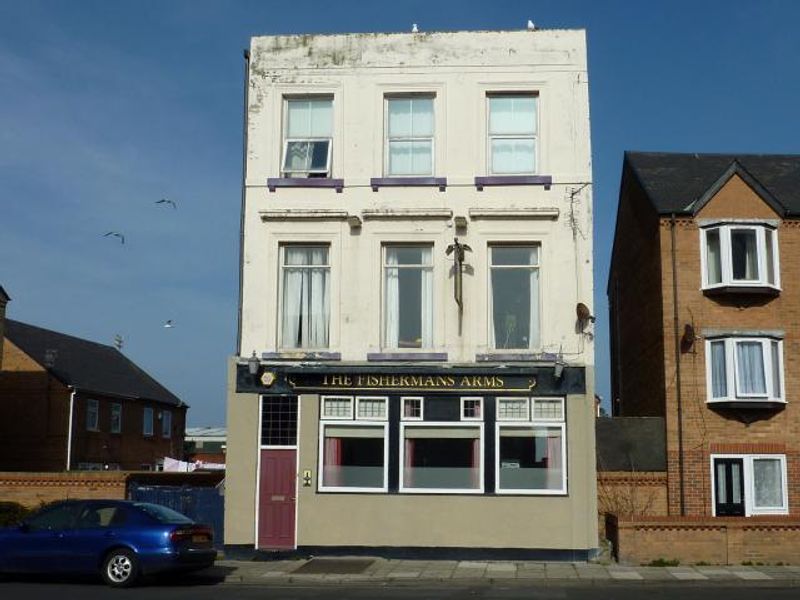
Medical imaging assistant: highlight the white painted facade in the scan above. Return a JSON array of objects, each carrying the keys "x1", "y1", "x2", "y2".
[{"x1": 239, "y1": 29, "x2": 593, "y2": 365}]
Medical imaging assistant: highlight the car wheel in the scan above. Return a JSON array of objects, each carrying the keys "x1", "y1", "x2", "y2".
[{"x1": 102, "y1": 549, "x2": 140, "y2": 588}]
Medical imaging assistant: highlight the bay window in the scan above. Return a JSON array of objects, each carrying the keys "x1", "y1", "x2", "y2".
[
  {"x1": 383, "y1": 245, "x2": 433, "y2": 349},
  {"x1": 319, "y1": 396, "x2": 388, "y2": 492},
  {"x1": 701, "y1": 224, "x2": 779, "y2": 290},
  {"x1": 488, "y1": 94, "x2": 538, "y2": 175},
  {"x1": 282, "y1": 97, "x2": 332, "y2": 177},
  {"x1": 385, "y1": 96, "x2": 434, "y2": 176},
  {"x1": 706, "y1": 337, "x2": 784, "y2": 404},
  {"x1": 280, "y1": 245, "x2": 330, "y2": 349},
  {"x1": 496, "y1": 398, "x2": 566, "y2": 494},
  {"x1": 490, "y1": 245, "x2": 540, "y2": 350}
]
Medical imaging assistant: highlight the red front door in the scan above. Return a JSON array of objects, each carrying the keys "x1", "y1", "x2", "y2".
[{"x1": 258, "y1": 449, "x2": 297, "y2": 549}]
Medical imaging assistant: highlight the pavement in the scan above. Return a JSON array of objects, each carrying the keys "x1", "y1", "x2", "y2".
[{"x1": 212, "y1": 558, "x2": 800, "y2": 585}]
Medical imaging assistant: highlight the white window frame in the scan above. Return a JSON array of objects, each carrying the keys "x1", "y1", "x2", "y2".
[
  {"x1": 86, "y1": 399, "x2": 99, "y2": 432},
  {"x1": 381, "y1": 244, "x2": 435, "y2": 350},
  {"x1": 488, "y1": 243, "x2": 542, "y2": 351},
  {"x1": 401, "y1": 396, "x2": 424, "y2": 421},
  {"x1": 281, "y1": 97, "x2": 333, "y2": 178},
  {"x1": 700, "y1": 224, "x2": 780, "y2": 290},
  {"x1": 384, "y1": 94, "x2": 435, "y2": 177},
  {"x1": 162, "y1": 410, "x2": 172, "y2": 438},
  {"x1": 355, "y1": 396, "x2": 389, "y2": 421},
  {"x1": 143, "y1": 407, "x2": 154, "y2": 437},
  {"x1": 495, "y1": 396, "x2": 567, "y2": 495},
  {"x1": 710, "y1": 454, "x2": 788, "y2": 516},
  {"x1": 278, "y1": 244, "x2": 331, "y2": 351},
  {"x1": 460, "y1": 396, "x2": 484, "y2": 421},
  {"x1": 317, "y1": 420, "x2": 389, "y2": 493},
  {"x1": 531, "y1": 397, "x2": 566, "y2": 421},
  {"x1": 487, "y1": 93, "x2": 539, "y2": 176},
  {"x1": 705, "y1": 337, "x2": 785, "y2": 404},
  {"x1": 320, "y1": 395, "x2": 354, "y2": 420},
  {"x1": 399, "y1": 421, "x2": 485, "y2": 494},
  {"x1": 110, "y1": 403, "x2": 122, "y2": 434},
  {"x1": 496, "y1": 397, "x2": 531, "y2": 421}
]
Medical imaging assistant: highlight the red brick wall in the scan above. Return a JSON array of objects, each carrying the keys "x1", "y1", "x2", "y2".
[
  {"x1": 610, "y1": 515, "x2": 800, "y2": 565},
  {"x1": 598, "y1": 472, "x2": 669, "y2": 517},
  {"x1": 0, "y1": 471, "x2": 127, "y2": 507}
]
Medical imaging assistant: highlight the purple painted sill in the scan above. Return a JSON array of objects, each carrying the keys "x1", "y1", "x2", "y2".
[
  {"x1": 267, "y1": 178, "x2": 345, "y2": 193},
  {"x1": 261, "y1": 351, "x2": 342, "y2": 361},
  {"x1": 367, "y1": 352, "x2": 449, "y2": 362},
  {"x1": 370, "y1": 177, "x2": 447, "y2": 192},
  {"x1": 474, "y1": 175, "x2": 553, "y2": 191}
]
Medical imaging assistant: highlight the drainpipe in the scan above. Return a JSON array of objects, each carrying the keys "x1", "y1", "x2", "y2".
[
  {"x1": 66, "y1": 388, "x2": 76, "y2": 471},
  {"x1": 236, "y1": 48, "x2": 251, "y2": 357},
  {"x1": 670, "y1": 214, "x2": 686, "y2": 516}
]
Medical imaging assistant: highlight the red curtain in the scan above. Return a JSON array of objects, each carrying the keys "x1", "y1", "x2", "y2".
[
  {"x1": 404, "y1": 439, "x2": 415, "y2": 487},
  {"x1": 470, "y1": 438, "x2": 481, "y2": 488},
  {"x1": 546, "y1": 434, "x2": 562, "y2": 489},
  {"x1": 324, "y1": 437, "x2": 342, "y2": 486}
]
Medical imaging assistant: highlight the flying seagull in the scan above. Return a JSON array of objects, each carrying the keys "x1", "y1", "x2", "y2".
[
  {"x1": 156, "y1": 198, "x2": 177, "y2": 209},
  {"x1": 163, "y1": 320, "x2": 174, "y2": 329},
  {"x1": 103, "y1": 232, "x2": 125, "y2": 244}
]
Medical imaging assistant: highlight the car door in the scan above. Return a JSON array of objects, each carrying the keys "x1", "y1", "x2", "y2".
[
  {"x1": 5, "y1": 502, "x2": 81, "y2": 573},
  {"x1": 63, "y1": 502, "x2": 129, "y2": 573}
]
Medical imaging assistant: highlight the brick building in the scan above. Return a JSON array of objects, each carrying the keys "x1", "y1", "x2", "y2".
[
  {"x1": 0, "y1": 319, "x2": 187, "y2": 471},
  {"x1": 609, "y1": 152, "x2": 800, "y2": 519},
  {"x1": 0, "y1": 286, "x2": 9, "y2": 370}
]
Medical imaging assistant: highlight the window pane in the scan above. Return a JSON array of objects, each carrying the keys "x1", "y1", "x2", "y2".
[
  {"x1": 533, "y1": 399, "x2": 564, "y2": 420},
  {"x1": 731, "y1": 462, "x2": 742, "y2": 504},
  {"x1": 716, "y1": 463, "x2": 727, "y2": 504},
  {"x1": 287, "y1": 99, "x2": 331, "y2": 137},
  {"x1": 489, "y1": 96, "x2": 537, "y2": 135},
  {"x1": 322, "y1": 397, "x2": 351, "y2": 419},
  {"x1": 308, "y1": 140, "x2": 330, "y2": 170},
  {"x1": 284, "y1": 141, "x2": 310, "y2": 171},
  {"x1": 705, "y1": 229, "x2": 722, "y2": 285},
  {"x1": 357, "y1": 398, "x2": 387, "y2": 419},
  {"x1": 27, "y1": 504, "x2": 81, "y2": 531},
  {"x1": 491, "y1": 138, "x2": 535, "y2": 174},
  {"x1": 771, "y1": 341, "x2": 781, "y2": 399},
  {"x1": 710, "y1": 341, "x2": 728, "y2": 398},
  {"x1": 308, "y1": 99, "x2": 332, "y2": 137},
  {"x1": 731, "y1": 229, "x2": 760, "y2": 281},
  {"x1": 753, "y1": 458, "x2": 783, "y2": 508},
  {"x1": 736, "y1": 341, "x2": 767, "y2": 395},
  {"x1": 385, "y1": 246, "x2": 432, "y2": 349},
  {"x1": 410, "y1": 97, "x2": 433, "y2": 136},
  {"x1": 281, "y1": 247, "x2": 330, "y2": 348},
  {"x1": 388, "y1": 98, "x2": 412, "y2": 137},
  {"x1": 491, "y1": 265, "x2": 539, "y2": 349},
  {"x1": 499, "y1": 426, "x2": 563, "y2": 491},
  {"x1": 323, "y1": 426, "x2": 384, "y2": 488},
  {"x1": 497, "y1": 398, "x2": 528, "y2": 420},
  {"x1": 491, "y1": 246, "x2": 538, "y2": 266},
  {"x1": 765, "y1": 229, "x2": 776, "y2": 285},
  {"x1": 403, "y1": 429, "x2": 481, "y2": 489},
  {"x1": 403, "y1": 398, "x2": 422, "y2": 419},
  {"x1": 388, "y1": 140, "x2": 432, "y2": 175},
  {"x1": 261, "y1": 397, "x2": 298, "y2": 445}
]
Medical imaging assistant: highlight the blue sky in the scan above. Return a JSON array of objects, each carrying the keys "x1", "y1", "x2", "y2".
[{"x1": 1, "y1": 1, "x2": 798, "y2": 426}]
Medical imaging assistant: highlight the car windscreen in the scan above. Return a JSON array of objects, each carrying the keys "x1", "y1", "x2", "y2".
[{"x1": 133, "y1": 503, "x2": 193, "y2": 524}]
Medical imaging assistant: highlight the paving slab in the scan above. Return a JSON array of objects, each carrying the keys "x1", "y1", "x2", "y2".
[
  {"x1": 667, "y1": 567, "x2": 708, "y2": 581},
  {"x1": 734, "y1": 570, "x2": 772, "y2": 580},
  {"x1": 609, "y1": 570, "x2": 644, "y2": 580}
]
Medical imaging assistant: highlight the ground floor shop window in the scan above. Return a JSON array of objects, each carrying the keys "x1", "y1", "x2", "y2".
[
  {"x1": 319, "y1": 423, "x2": 387, "y2": 492},
  {"x1": 712, "y1": 454, "x2": 787, "y2": 516},
  {"x1": 400, "y1": 424, "x2": 483, "y2": 493}
]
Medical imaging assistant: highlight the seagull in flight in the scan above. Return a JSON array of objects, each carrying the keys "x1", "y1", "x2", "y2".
[
  {"x1": 156, "y1": 198, "x2": 177, "y2": 209},
  {"x1": 103, "y1": 232, "x2": 125, "y2": 244},
  {"x1": 164, "y1": 320, "x2": 174, "y2": 329}
]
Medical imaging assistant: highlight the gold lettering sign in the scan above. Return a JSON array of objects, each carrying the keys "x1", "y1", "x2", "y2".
[{"x1": 294, "y1": 373, "x2": 537, "y2": 392}]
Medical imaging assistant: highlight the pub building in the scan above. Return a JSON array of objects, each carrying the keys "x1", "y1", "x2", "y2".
[{"x1": 225, "y1": 29, "x2": 597, "y2": 559}]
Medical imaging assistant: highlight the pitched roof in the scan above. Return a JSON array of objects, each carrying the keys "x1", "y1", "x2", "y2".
[
  {"x1": 624, "y1": 151, "x2": 800, "y2": 216},
  {"x1": 0, "y1": 286, "x2": 9, "y2": 303},
  {"x1": 4, "y1": 319, "x2": 184, "y2": 407},
  {"x1": 596, "y1": 417, "x2": 665, "y2": 472}
]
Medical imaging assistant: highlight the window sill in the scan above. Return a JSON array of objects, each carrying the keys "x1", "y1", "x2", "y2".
[
  {"x1": 318, "y1": 487, "x2": 387, "y2": 494},
  {"x1": 474, "y1": 175, "x2": 552, "y2": 191},
  {"x1": 476, "y1": 353, "x2": 541, "y2": 362},
  {"x1": 707, "y1": 399, "x2": 786, "y2": 409},
  {"x1": 267, "y1": 178, "x2": 344, "y2": 193},
  {"x1": 367, "y1": 352, "x2": 448, "y2": 362},
  {"x1": 703, "y1": 285, "x2": 780, "y2": 297},
  {"x1": 263, "y1": 351, "x2": 341, "y2": 361},
  {"x1": 370, "y1": 177, "x2": 447, "y2": 192},
  {"x1": 398, "y1": 488, "x2": 484, "y2": 495},
  {"x1": 495, "y1": 489, "x2": 567, "y2": 496}
]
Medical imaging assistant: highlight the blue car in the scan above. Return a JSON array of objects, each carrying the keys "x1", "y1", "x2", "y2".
[{"x1": 0, "y1": 499, "x2": 216, "y2": 587}]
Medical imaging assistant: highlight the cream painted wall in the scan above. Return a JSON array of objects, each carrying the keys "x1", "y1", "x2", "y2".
[{"x1": 239, "y1": 30, "x2": 594, "y2": 367}]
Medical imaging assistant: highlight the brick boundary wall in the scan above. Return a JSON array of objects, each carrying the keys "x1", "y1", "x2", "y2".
[
  {"x1": 607, "y1": 514, "x2": 800, "y2": 565},
  {"x1": 0, "y1": 472, "x2": 129, "y2": 506}
]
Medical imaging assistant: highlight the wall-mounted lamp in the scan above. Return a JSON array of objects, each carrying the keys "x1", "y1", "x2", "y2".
[
  {"x1": 553, "y1": 361, "x2": 565, "y2": 379},
  {"x1": 247, "y1": 350, "x2": 260, "y2": 376}
]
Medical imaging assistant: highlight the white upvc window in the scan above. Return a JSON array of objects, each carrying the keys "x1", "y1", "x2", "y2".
[
  {"x1": 162, "y1": 410, "x2": 172, "y2": 438},
  {"x1": 282, "y1": 97, "x2": 333, "y2": 177},
  {"x1": 487, "y1": 94, "x2": 538, "y2": 175},
  {"x1": 496, "y1": 397, "x2": 566, "y2": 495},
  {"x1": 318, "y1": 395, "x2": 388, "y2": 492},
  {"x1": 701, "y1": 224, "x2": 780, "y2": 290},
  {"x1": 385, "y1": 95, "x2": 434, "y2": 176},
  {"x1": 460, "y1": 397, "x2": 483, "y2": 421},
  {"x1": 143, "y1": 407, "x2": 154, "y2": 437},
  {"x1": 489, "y1": 245, "x2": 541, "y2": 350},
  {"x1": 383, "y1": 245, "x2": 433, "y2": 349},
  {"x1": 110, "y1": 403, "x2": 122, "y2": 434},
  {"x1": 706, "y1": 337, "x2": 784, "y2": 404},
  {"x1": 279, "y1": 245, "x2": 330, "y2": 349},
  {"x1": 400, "y1": 422, "x2": 484, "y2": 494},
  {"x1": 401, "y1": 397, "x2": 424, "y2": 420},
  {"x1": 86, "y1": 399, "x2": 99, "y2": 432},
  {"x1": 711, "y1": 454, "x2": 788, "y2": 516}
]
